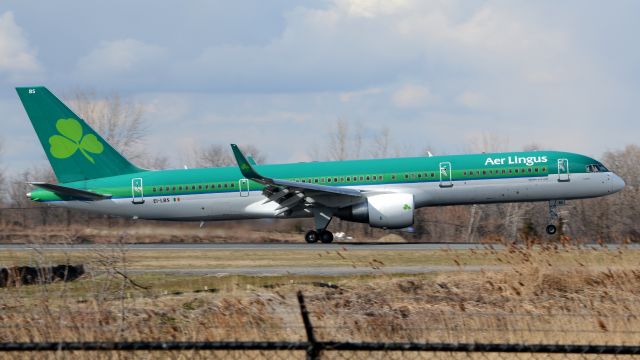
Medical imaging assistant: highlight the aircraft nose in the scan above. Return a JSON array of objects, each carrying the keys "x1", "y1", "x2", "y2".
[{"x1": 610, "y1": 173, "x2": 625, "y2": 193}]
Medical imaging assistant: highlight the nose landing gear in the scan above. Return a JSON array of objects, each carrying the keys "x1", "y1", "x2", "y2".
[{"x1": 546, "y1": 200, "x2": 565, "y2": 235}]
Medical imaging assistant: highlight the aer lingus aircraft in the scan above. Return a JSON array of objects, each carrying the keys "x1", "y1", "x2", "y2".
[{"x1": 16, "y1": 87, "x2": 625, "y2": 243}]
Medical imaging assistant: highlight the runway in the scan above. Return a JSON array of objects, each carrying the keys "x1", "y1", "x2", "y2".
[
  {"x1": 0, "y1": 242, "x2": 495, "y2": 251},
  {"x1": 0, "y1": 242, "x2": 627, "y2": 276}
]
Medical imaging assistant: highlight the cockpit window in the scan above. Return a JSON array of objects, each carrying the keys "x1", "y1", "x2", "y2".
[{"x1": 586, "y1": 164, "x2": 609, "y2": 173}]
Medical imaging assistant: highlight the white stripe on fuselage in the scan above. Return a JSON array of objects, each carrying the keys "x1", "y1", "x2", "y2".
[{"x1": 45, "y1": 173, "x2": 616, "y2": 221}]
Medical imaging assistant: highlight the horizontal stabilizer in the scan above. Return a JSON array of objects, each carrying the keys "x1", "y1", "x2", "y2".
[{"x1": 30, "y1": 182, "x2": 111, "y2": 201}]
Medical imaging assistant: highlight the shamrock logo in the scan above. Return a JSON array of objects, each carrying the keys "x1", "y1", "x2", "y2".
[
  {"x1": 240, "y1": 163, "x2": 250, "y2": 171},
  {"x1": 48, "y1": 118, "x2": 104, "y2": 164},
  {"x1": 403, "y1": 204, "x2": 412, "y2": 211}
]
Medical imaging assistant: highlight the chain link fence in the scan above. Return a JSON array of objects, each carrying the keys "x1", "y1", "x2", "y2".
[{"x1": 1, "y1": 292, "x2": 639, "y2": 359}]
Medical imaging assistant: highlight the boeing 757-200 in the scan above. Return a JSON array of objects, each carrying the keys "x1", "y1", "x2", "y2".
[{"x1": 16, "y1": 87, "x2": 625, "y2": 243}]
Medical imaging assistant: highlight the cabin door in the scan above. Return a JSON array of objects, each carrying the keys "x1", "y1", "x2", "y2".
[
  {"x1": 557, "y1": 158, "x2": 570, "y2": 182},
  {"x1": 239, "y1": 178, "x2": 250, "y2": 197},
  {"x1": 439, "y1": 162, "x2": 453, "y2": 188},
  {"x1": 131, "y1": 178, "x2": 145, "y2": 204}
]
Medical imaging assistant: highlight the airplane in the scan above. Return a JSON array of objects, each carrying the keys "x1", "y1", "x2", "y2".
[{"x1": 16, "y1": 86, "x2": 625, "y2": 243}]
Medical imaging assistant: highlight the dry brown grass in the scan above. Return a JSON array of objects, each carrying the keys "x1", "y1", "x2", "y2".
[{"x1": 1, "y1": 244, "x2": 640, "y2": 359}]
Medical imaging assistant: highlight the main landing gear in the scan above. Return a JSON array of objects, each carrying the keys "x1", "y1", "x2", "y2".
[
  {"x1": 304, "y1": 208, "x2": 334, "y2": 243},
  {"x1": 546, "y1": 200, "x2": 565, "y2": 235},
  {"x1": 305, "y1": 230, "x2": 334, "y2": 244}
]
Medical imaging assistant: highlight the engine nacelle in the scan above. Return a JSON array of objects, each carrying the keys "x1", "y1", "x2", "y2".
[{"x1": 336, "y1": 193, "x2": 414, "y2": 229}]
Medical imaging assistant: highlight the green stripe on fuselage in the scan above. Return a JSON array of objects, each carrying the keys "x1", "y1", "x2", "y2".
[{"x1": 31, "y1": 151, "x2": 604, "y2": 202}]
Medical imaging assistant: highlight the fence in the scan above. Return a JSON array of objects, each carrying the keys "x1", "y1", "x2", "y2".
[{"x1": 1, "y1": 292, "x2": 638, "y2": 359}]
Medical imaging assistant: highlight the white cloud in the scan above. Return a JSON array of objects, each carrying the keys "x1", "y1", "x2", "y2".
[
  {"x1": 457, "y1": 91, "x2": 485, "y2": 109},
  {"x1": 76, "y1": 39, "x2": 167, "y2": 78},
  {"x1": 339, "y1": 87, "x2": 383, "y2": 102},
  {"x1": 392, "y1": 84, "x2": 435, "y2": 108},
  {"x1": 0, "y1": 11, "x2": 42, "y2": 80}
]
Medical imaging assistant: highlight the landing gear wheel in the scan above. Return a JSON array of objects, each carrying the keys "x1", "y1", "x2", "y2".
[
  {"x1": 305, "y1": 230, "x2": 318, "y2": 243},
  {"x1": 319, "y1": 230, "x2": 334, "y2": 244},
  {"x1": 546, "y1": 225, "x2": 557, "y2": 235}
]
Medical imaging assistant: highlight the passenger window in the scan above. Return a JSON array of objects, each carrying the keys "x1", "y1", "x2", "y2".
[
  {"x1": 502, "y1": 169, "x2": 506, "y2": 174},
  {"x1": 152, "y1": 187, "x2": 156, "y2": 192},
  {"x1": 535, "y1": 167, "x2": 539, "y2": 173},
  {"x1": 391, "y1": 175, "x2": 396, "y2": 180},
  {"x1": 327, "y1": 178, "x2": 332, "y2": 183},
  {"x1": 172, "y1": 186, "x2": 176, "y2": 191},
  {"x1": 166, "y1": 186, "x2": 170, "y2": 191},
  {"x1": 482, "y1": 170, "x2": 486, "y2": 175},
  {"x1": 218, "y1": 184, "x2": 221, "y2": 188},
  {"x1": 340, "y1": 177, "x2": 344, "y2": 182},
  {"x1": 179, "y1": 186, "x2": 183, "y2": 190},
  {"x1": 321, "y1": 178, "x2": 325, "y2": 183},
  {"x1": 542, "y1": 167, "x2": 547, "y2": 172},
  {"x1": 199, "y1": 185, "x2": 202, "y2": 190},
  {"x1": 334, "y1": 177, "x2": 338, "y2": 182},
  {"x1": 314, "y1": 179, "x2": 319, "y2": 183},
  {"x1": 231, "y1": 183, "x2": 234, "y2": 188},
  {"x1": 508, "y1": 169, "x2": 512, "y2": 174},
  {"x1": 431, "y1": 172, "x2": 435, "y2": 177},
  {"x1": 346, "y1": 177, "x2": 351, "y2": 182},
  {"x1": 404, "y1": 174, "x2": 409, "y2": 179},
  {"x1": 366, "y1": 176, "x2": 370, "y2": 180},
  {"x1": 528, "y1": 168, "x2": 532, "y2": 173},
  {"x1": 515, "y1": 169, "x2": 518, "y2": 173},
  {"x1": 360, "y1": 176, "x2": 364, "y2": 181},
  {"x1": 224, "y1": 183, "x2": 228, "y2": 188}
]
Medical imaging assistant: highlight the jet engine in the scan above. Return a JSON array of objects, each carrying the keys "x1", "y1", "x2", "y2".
[{"x1": 336, "y1": 193, "x2": 414, "y2": 229}]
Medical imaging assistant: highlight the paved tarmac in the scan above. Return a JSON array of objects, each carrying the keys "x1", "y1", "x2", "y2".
[
  {"x1": 0, "y1": 242, "x2": 495, "y2": 251},
  {"x1": 0, "y1": 242, "x2": 629, "y2": 276}
]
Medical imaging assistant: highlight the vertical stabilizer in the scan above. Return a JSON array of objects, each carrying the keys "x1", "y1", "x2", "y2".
[{"x1": 16, "y1": 86, "x2": 144, "y2": 183}]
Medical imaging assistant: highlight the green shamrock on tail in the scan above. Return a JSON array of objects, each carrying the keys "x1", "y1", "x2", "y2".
[
  {"x1": 403, "y1": 204, "x2": 412, "y2": 211},
  {"x1": 49, "y1": 118, "x2": 104, "y2": 163}
]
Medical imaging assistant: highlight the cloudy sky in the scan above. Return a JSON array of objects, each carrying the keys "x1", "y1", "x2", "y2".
[{"x1": 1, "y1": 0, "x2": 638, "y2": 175}]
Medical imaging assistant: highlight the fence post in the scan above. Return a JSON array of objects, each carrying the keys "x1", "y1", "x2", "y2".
[{"x1": 297, "y1": 291, "x2": 320, "y2": 360}]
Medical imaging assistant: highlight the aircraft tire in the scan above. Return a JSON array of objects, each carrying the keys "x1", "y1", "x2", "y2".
[
  {"x1": 319, "y1": 230, "x2": 334, "y2": 244},
  {"x1": 545, "y1": 225, "x2": 557, "y2": 235},
  {"x1": 305, "y1": 230, "x2": 319, "y2": 243}
]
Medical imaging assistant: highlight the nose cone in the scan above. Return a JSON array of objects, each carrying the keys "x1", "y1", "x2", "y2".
[{"x1": 611, "y1": 173, "x2": 625, "y2": 194}]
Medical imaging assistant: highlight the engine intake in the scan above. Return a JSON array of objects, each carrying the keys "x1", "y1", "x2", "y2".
[{"x1": 337, "y1": 193, "x2": 414, "y2": 229}]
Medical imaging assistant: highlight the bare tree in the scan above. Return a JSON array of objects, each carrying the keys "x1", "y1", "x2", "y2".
[
  {"x1": 465, "y1": 132, "x2": 510, "y2": 153},
  {"x1": 370, "y1": 127, "x2": 390, "y2": 159},
  {"x1": 8, "y1": 166, "x2": 56, "y2": 207},
  {"x1": 328, "y1": 119, "x2": 350, "y2": 161},
  {"x1": 66, "y1": 90, "x2": 147, "y2": 162},
  {"x1": 192, "y1": 144, "x2": 265, "y2": 168},
  {"x1": 0, "y1": 139, "x2": 5, "y2": 204}
]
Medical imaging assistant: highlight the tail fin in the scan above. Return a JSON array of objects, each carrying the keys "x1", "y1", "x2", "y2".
[{"x1": 16, "y1": 86, "x2": 144, "y2": 183}]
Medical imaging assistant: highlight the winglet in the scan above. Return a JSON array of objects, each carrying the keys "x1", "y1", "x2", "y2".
[{"x1": 231, "y1": 144, "x2": 265, "y2": 180}]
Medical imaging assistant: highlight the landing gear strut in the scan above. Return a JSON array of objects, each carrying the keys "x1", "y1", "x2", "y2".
[
  {"x1": 546, "y1": 200, "x2": 564, "y2": 235},
  {"x1": 304, "y1": 208, "x2": 334, "y2": 244}
]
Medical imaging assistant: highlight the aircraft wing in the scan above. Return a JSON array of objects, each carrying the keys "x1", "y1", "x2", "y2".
[
  {"x1": 29, "y1": 182, "x2": 112, "y2": 201},
  {"x1": 231, "y1": 144, "x2": 364, "y2": 214}
]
